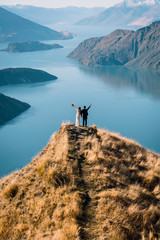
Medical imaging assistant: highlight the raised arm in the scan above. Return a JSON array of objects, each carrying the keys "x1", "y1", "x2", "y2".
[
  {"x1": 71, "y1": 104, "x2": 78, "y2": 110},
  {"x1": 87, "y1": 104, "x2": 92, "y2": 110}
]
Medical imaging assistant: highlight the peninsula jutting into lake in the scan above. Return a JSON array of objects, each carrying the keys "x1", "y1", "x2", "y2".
[
  {"x1": 0, "y1": 93, "x2": 30, "y2": 125},
  {"x1": 69, "y1": 21, "x2": 160, "y2": 72}
]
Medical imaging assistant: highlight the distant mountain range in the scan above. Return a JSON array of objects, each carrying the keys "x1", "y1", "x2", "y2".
[
  {"x1": 77, "y1": 0, "x2": 160, "y2": 29},
  {"x1": 1, "y1": 41, "x2": 63, "y2": 53},
  {"x1": 2, "y1": 5, "x2": 105, "y2": 25},
  {"x1": 0, "y1": 93, "x2": 30, "y2": 125},
  {"x1": 0, "y1": 68, "x2": 57, "y2": 86},
  {"x1": 0, "y1": 7, "x2": 73, "y2": 42},
  {"x1": 68, "y1": 21, "x2": 160, "y2": 72}
]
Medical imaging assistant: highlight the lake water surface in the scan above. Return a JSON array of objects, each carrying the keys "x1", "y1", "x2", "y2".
[{"x1": 0, "y1": 24, "x2": 160, "y2": 178}]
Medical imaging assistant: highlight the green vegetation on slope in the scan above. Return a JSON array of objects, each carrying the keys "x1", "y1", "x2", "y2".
[{"x1": 0, "y1": 124, "x2": 159, "y2": 239}]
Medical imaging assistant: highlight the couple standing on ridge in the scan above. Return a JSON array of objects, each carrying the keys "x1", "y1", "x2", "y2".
[{"x1": 71, "y1": 104, "x2": 92, "y2": 127}]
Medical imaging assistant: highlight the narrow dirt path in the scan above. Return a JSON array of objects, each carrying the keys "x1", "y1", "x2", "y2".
[{"x1": 66, "y1": 125, "x2": 100, "y2": 240}]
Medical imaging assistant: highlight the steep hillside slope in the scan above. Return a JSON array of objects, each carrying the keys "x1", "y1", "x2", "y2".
[
  {"x1": 0, "y1": 124, "x2": 159, "y2": 239},
  {"x1": 0, "y1": 93, "x2": 30, "y2": 124},
  {"x1": 0, "y1": 7, "x2": 73, "y2": 42},
  {"x1": 128, "y1": 3, "x2": 160, "y2": 27},
  {"x1": 68, "y1": 29, "x2": 132, "y2": 65},
  {"x1": 77, "y1": 0, "x2": 160, "y2": 28},
  {"x1": 68, "y1": 21, "x2": 160, "y2": 71},
  {"x1": 0, "y1": 68, "x2": 57, "y2": 86}
]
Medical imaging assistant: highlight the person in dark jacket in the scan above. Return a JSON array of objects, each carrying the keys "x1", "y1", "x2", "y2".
[{"x1": 81, "y1": 104, "x2": 92, "y2": 127}]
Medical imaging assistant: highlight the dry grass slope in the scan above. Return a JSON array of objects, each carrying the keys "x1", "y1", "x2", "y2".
[{"x1": 0, "y1": 124, "x2": 159, "y2": 240}]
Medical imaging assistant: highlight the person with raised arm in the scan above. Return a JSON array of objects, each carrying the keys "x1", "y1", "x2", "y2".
[
  {"x1": 81, "y1": 104, "x2": 92, "y2": 127},
  {"x1": 71, "y1": 104, "x2": 82, "y2": 127}
]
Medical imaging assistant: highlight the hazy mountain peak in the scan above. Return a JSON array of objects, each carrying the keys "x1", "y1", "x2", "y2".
[
  {"x1": 124, "y1": 0, "x2": 160, "y2": 7},
  {"x1": 77, "y1": 0, "x2": 160, "y2": 29}
]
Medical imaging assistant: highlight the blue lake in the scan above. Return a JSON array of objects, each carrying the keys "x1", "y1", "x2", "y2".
[{"x1": 0, "y1": 24, "x2": 160, "y2": 178}]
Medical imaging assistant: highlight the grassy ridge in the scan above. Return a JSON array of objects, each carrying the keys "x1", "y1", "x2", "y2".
[{"x1": 0, "y1": 124, "x2": 159, "y2": 239}]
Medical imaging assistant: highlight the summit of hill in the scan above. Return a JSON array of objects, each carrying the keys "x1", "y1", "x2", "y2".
[{"x1": 0, "y1": 124, "x2": 159, "y2": 239}]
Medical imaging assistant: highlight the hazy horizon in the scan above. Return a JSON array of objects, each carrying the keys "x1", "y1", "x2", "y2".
[{"x1": 0, "y1": 0, "x2": 123, "y2": 8}]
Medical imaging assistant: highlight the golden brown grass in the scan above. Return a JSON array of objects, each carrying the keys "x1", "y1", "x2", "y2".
[{"x1": 0, "y1": 124, "x2": 159, "y2": 240}]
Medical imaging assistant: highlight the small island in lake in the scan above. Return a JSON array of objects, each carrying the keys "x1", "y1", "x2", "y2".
[
  {"x1": 0, "y1": 93, "x2": 30, "y2": 125},
  {"x1": 1, "y1": 41, "x2": 63, "y2": 53},
  {"x1": 0, "y1": 68, "x2": 57, "y2": 86}
]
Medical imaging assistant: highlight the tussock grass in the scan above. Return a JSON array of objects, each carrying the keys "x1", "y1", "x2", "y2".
[
  {"x1": 2, "y1": 181, "x2": 19, "y2": 199},
  {"x1": 0, "y1": 124, "x2": 159, "y2": 240}
]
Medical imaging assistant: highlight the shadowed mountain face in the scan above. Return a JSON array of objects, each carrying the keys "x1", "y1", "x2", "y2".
[
  {"x1": 0, "y1": 68, "x2": 57, "y2": 86},
  {"x1": 77, "y1": 0, "x2": 160, "y2": 29},
  {"x1": 0, "y1": 93, "x2": 30, "y2": 124},
  {"x1": 2, "y1": 5, "x2": 105, "y2": 25},
  {"x1": 68, "y1": 21, "x2": 160, "y2": 72},
  {"x1": 1, "y1": 41, "x2": 63, "y2": 53},
  {"x1": 0, "y1": 124, "x2": 159, "y2": 239},
  {"x1": 0, "y1": 7, "x2": 73, "y2": 42}
]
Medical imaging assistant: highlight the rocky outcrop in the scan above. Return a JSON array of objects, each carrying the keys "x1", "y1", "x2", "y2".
[
  {"x1": 0, "y1": 93, "x2": 30, "y2": 124},
  {"x1": 0, "y1": 124, "x2": 159, "y2": 239},
  {"x1": 68, "y1": 21, "x2": 160, "y2": 71},
  {"x1": 0, "y1": 7, "x2": 73, "y2": 42},
  {"x1": 1, "y1": 41, "x2": 63, "y2": 53},
  {"x1": 0, "y1": 68, "x2": 57, "y2": 86}
]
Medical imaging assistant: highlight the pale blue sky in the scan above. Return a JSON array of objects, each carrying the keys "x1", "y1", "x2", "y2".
[{"x1": 0, "y1": 0, "x2": 123, "y2": 8}]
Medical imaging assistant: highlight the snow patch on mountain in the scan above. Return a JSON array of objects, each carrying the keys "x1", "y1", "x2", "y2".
[{"x1": 124, "y1": 0, "x2": 160, "y2": 7}]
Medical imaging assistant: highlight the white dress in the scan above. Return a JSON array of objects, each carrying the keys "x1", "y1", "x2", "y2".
[{"x1": 74, "y1": 107, "x2": 81, "y2": 127}]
